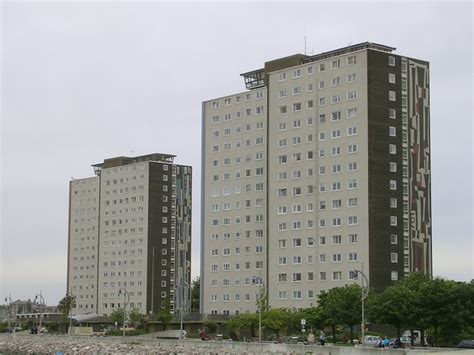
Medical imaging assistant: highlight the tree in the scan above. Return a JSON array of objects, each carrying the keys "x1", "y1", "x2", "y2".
[
  {"x1": 318, "y1": 285, "x2": 361, "y2": 343},
  {"x1": 128, "y1": 308, "x2": 145, "y2": 329},
  {"x1": 190, "y1": 277, "x2": 200, "y2": 313},
  {"x1": 262, "y1": 308, "x2": 289, "y2": 341},
  {"x1": 368, "y1": 280, "x2": 417, "y2": 337},
  {"x1": 227, "y1": 313, "x2": 258, "y2": 338},
  {"x1": 110, "y1": 308, "x2": 125, "y2": 325},
  {"x1": 57, "y1": 294, "x2": 76, "y2": 319},
  {"x1": 156, "y1": 298, "x2": 172, "y2": 330}
]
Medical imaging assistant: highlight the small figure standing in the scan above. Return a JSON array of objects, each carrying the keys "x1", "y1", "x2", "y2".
[
  {"x1": 319, "y1": 330, "x2": 326, "y2": 345},
  {"x1": 307, "y1": 330, "x2": 315, "y2": 344},
  {"x1": 199, "y1": 328, "x2": 207, "y2": 341},
  {"x1": 394, "y1": 337, "x2": 402, "y2": 348}
]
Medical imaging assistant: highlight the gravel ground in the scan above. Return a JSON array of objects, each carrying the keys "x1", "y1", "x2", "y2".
[{"x1": 0, "y1": 334, "x2": 291, "y2": 354}]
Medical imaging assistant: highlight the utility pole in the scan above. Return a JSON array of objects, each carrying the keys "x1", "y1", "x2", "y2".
[
  {"x1": 118, "y1": 288, "x2": 129, "y2": 337},
  {"x1": 4, "y1": 295, "x2": 13, "y2": 332},
  {"x1": 34, "y1": 292, "x2": 45, "y2": 333},
  {"x1": 354, "y1": 265, "x2": 369, "y2": 343}
]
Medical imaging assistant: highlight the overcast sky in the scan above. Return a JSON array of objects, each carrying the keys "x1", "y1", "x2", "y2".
[{"x1": 1, "y1": 1, "x2": 472, "y2": 306}]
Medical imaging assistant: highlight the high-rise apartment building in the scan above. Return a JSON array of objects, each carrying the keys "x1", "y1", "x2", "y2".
[
  {"x1": 67, "y1": 153, "x2": 192, "y2": 316},
  {"x1": 201, "y1": 42, "x2": 431, "y2": 315}
]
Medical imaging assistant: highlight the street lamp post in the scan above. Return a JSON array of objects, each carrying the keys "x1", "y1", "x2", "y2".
[
  {"x1": 118, "y1": 288, "x2": 130, "y2": 337},
  {"x1": 65, "y1": 292, "x2": 76, "y2": 333},
  {"x1": 34, "y1": 292, "x2": 45, "y2": 333},
  {"x1": 253, "y1": 276, "x2": 265, "y2": 343},
  {"x1": 354, "y1": 267, "x2": 369, "y2": 343},
  {"x1": 4, "y1": 295, "x2": 13, "y2": 332}
]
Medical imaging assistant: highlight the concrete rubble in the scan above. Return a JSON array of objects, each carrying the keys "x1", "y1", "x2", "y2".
[{"x1": 0, "y1": 334, "x2": 292, "y2": 355}]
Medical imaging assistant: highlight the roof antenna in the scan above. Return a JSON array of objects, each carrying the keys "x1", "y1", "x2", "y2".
[{"x1": 304, "y1": 26, "x2": 307, "y2": 55}]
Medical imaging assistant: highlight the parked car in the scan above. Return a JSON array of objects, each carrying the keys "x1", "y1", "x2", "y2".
[
  {"x1": 458, "y1": 340, "x2": 474, "y2": 349},
  {"x1": 363, "y1": 335, "x2": 381, "y2": 346}
]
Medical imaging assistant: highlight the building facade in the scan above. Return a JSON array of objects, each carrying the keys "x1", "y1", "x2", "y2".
[
  {"x1": 67, "y1": 153, "x2": 192, "y2": 317},
  {"x1": 201, "y1": 42, "x2": 431, "y2": 315}
]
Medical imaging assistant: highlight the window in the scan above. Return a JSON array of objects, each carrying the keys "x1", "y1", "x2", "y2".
[
  {"x1": 279, "y1": 89, "x2": 287, "y2": 98},
  {"x1": 279, "y1": 273, "x2": 287, "y2": 282},
  {"x1": 390, "y1": 162, "x2": 397, "y2": 172},
  {"x1": 390, "y1": 234, "x2": 398, "y2": 244},
  {"x1": 331, "y1": 59, "x2": 340, "y2": 69},
  {"x1": 332, "y1": 253, "x2": 342, "y2": 262},
  {"x1": 389, "y1": 91, "x2": 396, "y2": 101},
  {"x1": 348, "y1": 144, "x2": 358, "y2": 153},
  {"x1": 293, "y1": 291, "x2": 302, "y2": 299},
  {"x1": 293, "y1": 69, "x2": 302, "y2": 78},
  {"x1": 348, "y1": 234, "x2": 358, "y2": 243},
  {"x1": 333, "y1": 271, "x2": 342, "y2": 280},
  {"x1": 278, "y1": 72, "x2": 287, "y2": 81},
  {"x1": 391, "y1": 271, "x2": 399, "y2": 280},
  {"x1": 292, "y1": 256, "x2": 302, "y2": 264},
  {"x1": 319, "y1": 132, "x2": 326, "y2": 141},
  {"x1": 391, "y1": 253, "x2": 398, "y2": 263},
  {"x1": 307, "y1": 66, "x2": 313, "y2": 75},
  {"x1": 331, "y1": 147, "x2": 341, "y2": 156},
  {"x1": 331, "y1": 129, "x2": 341, "y2": 139},
  {"x1": 347, "y1": 55, "x2": 356, "y2": 64},
  {"x1": 279, "y1": 105, "x2": 287, "y2": 114},
  {"x1": 331, "y1": 94, "x2": 341, "y2": 103},
  {"x1": 292, "y1": 86, "x2": 302, "y2": 95},
  {"x1": 256, "y1": 106, "x2": 264, "y2": 115},
  {"x1": 348, "y1": 126, "x2": 357, "y2": 135},
  {"x1": 347, "y1": 108, "x2": 357, "y2": 118},
  {"x1": 388, "y1": 56, "x2": 396, "y2": 66},
  {"x1": 390, "y1": 180, "x2": 397, "y2": 190},
  {"x1": 347, "y1": 73, "x2": 357, "y2": 82},
  {"x1": 278, "y1": 291, "x2": 287, "y2": 299},
  {"x1": 293, "y1": 102, "x2": 302, "y2": 112},
  {"x1": 389, "y1": 144, "x2": 397, "y2": 154},
  {"x1": 293, "y1": 119, "x2": 302, "y2": 128},
  {"x1": 332, "y1": 218, "x2": 342, "y2": 227},
  {"x1": 389, "y1": 73, "x2": 396, "y2": 83},
  {"x1": 278, "y1": 256, "x2": 287, "y2": 265},
  {"x1": 389, "y1": 126, "x2": 396, "y2": 137},
  {"x1": 319, "y1": 97, "x2": 325, "y2": 106},
  {"x1": 332, "y1": 182, "x2": 342, "y2": 191},
  {"x1": 278, "y1": 239, "x2": 286, "y2": 248},
  {"x1": 348, "y1": 216, "x2": 358, "y2": 225},
  {"x1": 307, "y1": 100, "x2": 314, "y2": 109},
  {"x1": 348, "y1": 197, "x2": 358, "y2": 207},
  {"x1": 293, "y1": 238, "x2": 302, "y2": 247},
  {"x1": 278, "y1": 122, "x2": 287, "y2": 131},
  {"x1": 331, "y1": 111, "x2": 341, "y2": 121},
  {"x1": 307, "y1": 83, "x2": 314, "y2": 92},
  {"x1": 331, "y1": 76, "x2": 341, "y2": 87},
  {"x1": 319, "y1": 63, "x2": 325, "y2": 72},
  {"x1": 347, "y1": 91, "x2": 357, "y2": 100},
  {"x1": 332, "y1": 199, "x2": 342, "y2": 209},
  {"x1": 348, "y1": 162, "x2": 358, "y2": 172},
  {"x1": 319, "y1": 80, "x2": 325, "y2": 89},
  {"x1": 390, "y1": 216, "x2": 397, "y2": 226},
  {"x1": 389, "y1": 108, "x2": 396, "y2": 119},
  {"x1": 332, "y1": 164, "x2": 342, "y2": 173}
]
